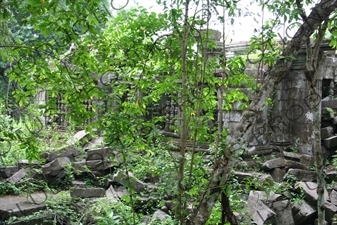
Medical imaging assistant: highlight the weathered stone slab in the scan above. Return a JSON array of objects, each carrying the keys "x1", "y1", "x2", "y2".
[
  {"x1": 296, "y1": 182, "x2": 330, "y2": 206},
  {"x1": 283, "y1": 151, "x2": 313, "y2": 166},
  {"x1": 86, "y1": 147, "x2": 118, "y2": 162},
  {"x1": 114, "y1": 186, "x2": 129, "y2": 199},
  {"x1": 70, "y1": 188, "x2": 105, "y2": 198},
  {"x1": 17, "y1": 160, "x2": 40, "y2": 169},
  {"x1": 244, "y1": 146, "x2": 274, "y2": 158},
  {"x1": 42, "y1": 157, "x2": 71, "y2": 177},
  {"x1": 323, "y1": 136, "x2": 337, "y2": 149},
  {"x1": 0, "y1": 193, "x2": 47, "y2": 220},
  {"x1": 321, "y1": 126, "x2": 334, "y2": 139},
  {"x1": 105, "y1": 185, "x2": 120, "y2": 201},
  {"x1": 113, "y1": 171, "x2": 148, "y2": 193},
  {"x1": 271, "y1": 200, "x2": 294, "y2": 225},
  {"x1": 249, "y1": 191, "x2": 281, "y2": 203},
  {"x1": 7, "y1": 169, "x2": 27, "y2": 183},
  {"x1": 284, "y1": 160, "x2": 307, "y2": 170},
  {"x1": 234, "y1": 172, "x2": 274, "y2": 188},
  {"x1": 326, "y1": 170, "x2": 337, "y2": 182},
  {"x1": 247, "y1": 195, "x2": 276, "y2": 225},
  {"x1": 322, "y1": 99, "x2": 337, "y2": 109},
  {"x1": 284, "y1": 169, "x2": 317, "y2": 182},
  {"x1": 66, "y1": 130, "x2": 91, "y2": 146},
  {"x1": 325, "y1": 202, "x2": 337, "y2": 224},
  {"x1": 271, "y1": 168, "x2": 286, "y2": 182},
  {"x1": 0, "y1": 166, "x2": 19, "y2": 178},
  {"x1": 43, "y1": 146, "x2": 81, "y2": 162},
  {"x1": 72, "y1": 160, "x2": 113, "y2": 175},
  {"x1": 261, "y1": 158, "x2": 285, "y2": 171},
  {"x1": 235, "y1": 160, "x2": 257, "y2": 170},
  {"x1": 151, "y1": 209, "x2": 171, "y2": 222},
  {"x1": 72, "y1": 180, "x2": 86, "y2": 188},
  {"x1": 292, "y1": 200, "x2": 316, "y2": 225}
]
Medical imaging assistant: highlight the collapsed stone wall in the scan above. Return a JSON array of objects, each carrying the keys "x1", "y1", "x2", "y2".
[{"x1": 224, "y1": 41, "x2": 337, "y2": 158}]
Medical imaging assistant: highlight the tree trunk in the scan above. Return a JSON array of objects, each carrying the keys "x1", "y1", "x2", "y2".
[
  {"x1": 221, "y1": 192, "x2": 238, "y2": 225},
  {"x1": 192, "y1": 1, "x2": 337, "y2": 224},
  {"x1": 313, "y1": 83, "x2": 325, "y2": 225},
  {"x1": 304, "y1": 17, "x2": 328, "y2": 224},
  {"x1": 177, "y1": 0, "x2": 190, "y2": 224}
]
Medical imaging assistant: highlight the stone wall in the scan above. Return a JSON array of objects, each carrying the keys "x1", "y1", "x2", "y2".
[
  {"x1": 268, "y1": 51, "x2": 316, "y2": 155},
  {"x1": 223, "y1": 40, "x2": 337, "y2": 157}
]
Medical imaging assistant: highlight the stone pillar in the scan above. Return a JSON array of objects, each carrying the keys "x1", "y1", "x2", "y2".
[{"x1": 270, "y1": 47, "x2": 333, "y2": 155}]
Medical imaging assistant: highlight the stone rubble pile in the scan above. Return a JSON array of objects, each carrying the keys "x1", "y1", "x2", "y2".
[
  {"x1": 235, "y1": 109, "x2": 337, "y2": 225},
  {"x1": 0, "y1": 130, "x2": 168, "y2": 225},
  {"x1": 2, "y1": 124, "x2": 337, "y2": 224}
]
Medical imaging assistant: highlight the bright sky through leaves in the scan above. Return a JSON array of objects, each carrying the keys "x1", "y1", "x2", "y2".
[{"x1": 118, "y1": 0, "x2": 312, "y2": 42}]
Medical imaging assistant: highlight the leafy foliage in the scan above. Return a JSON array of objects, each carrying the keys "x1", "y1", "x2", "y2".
[{"x1": 1, "y1": 0, "x2": 337, "y2": 224}]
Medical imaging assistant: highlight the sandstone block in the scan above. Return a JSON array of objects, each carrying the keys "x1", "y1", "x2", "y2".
[
  {"x1": 296, "y1": 182, "x2": 330, "y2": 206},
  {"x1": 247, "y1": 195, "x2": 276, "y2": 225},
  {"x1": 234, "y1": 172, "x2": 274, "y2": 188},
  {"x1": 323, "y1": 136, "x2": 337, "y2": 149},
  {"x1": 249, "y1": 191, "x2": 281, "y2": 203},
  {"x1": 321, "y1": 126, "x2": 334, "y2": 139},
  {"x1": 42, "y1": 157, "x2": 71, "y2": 177},
  {"x1": 284, "y1": 160, "x2": 307, "y2": 170},
  {"x1": 17, "y1": 160, "x2": 40, "y2": 169},
  {"x1": 326, "y1": 170, "x2": 337, "y2": 182},
  {"x1": 72, "y1": 159, "x2": 115, "y2": 175},
  {"x1": 261, "y1": 158, "x2": 285, "y2": 171},
  {"x1": 86, "y1": 147, "x2": 118, "y2": 162},
  {"x1": 272, "y1": 200, "x2": 294, "y2": 225},
  {"x1": 151, "y1": 209, "x2": 171, "y2": 222},
  {"x1": 43, "y1": 146, "x2": 80, "y2": 162},
  {"x1": 292, "y1": 200, "x2": 316, "y2": 225},
  {"x1": 113, "y1": 171, "x2": 148, "y2": 193},
  {"x1": 322, "y1": 99, "x2": 337, "y2": 109},
  {"x1": 284, "y1": 169, "x2": 317, "y2": 182},
  {"x1": 283, "y1": 151, "x2": 313, "y2": 166},
  {"x1": 244, "y1": 146, "x2": 274, "y2": 158},
  {"x1": 325, "y1": 202, "x2": 337, "y2": 224},
  {"x1": 70, "y1": 188, "x2": 105, "y2": 198},
  {"x1": 7, "y1": 169, "x2": 27, "y2": 183},
  {"x1": 72, "y1": 180, "x2": 86, "y2": 188},
  {"x1": 66, "y1": 130, "x2": 91, "y2": 146},
  {"x1": 0, "y1": 166, "x2": 19, "y2": 178},
  {"x1": 105, "y1": 185, "x2": 120, "y2": 201}
]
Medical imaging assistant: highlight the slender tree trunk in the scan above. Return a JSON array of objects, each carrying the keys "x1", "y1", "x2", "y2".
[
  {"x1": 192, "y1": 1, "x2": 337, "y2": 224},
  {"x1": 304, "y1": 21, "x2": 327, "y2": 225},
  {"x1": 177, "y1": 1, "x2": 190, "y2": 224},
  {"x1": 305, "y1": 19, "x2": 329, "y2": 225},
  {"x1": 221, "y1": 192, "x2": 238, "y2": 225},
  {"x1": 313, "y1": 83, "x2": 325, "y2": 225}
]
